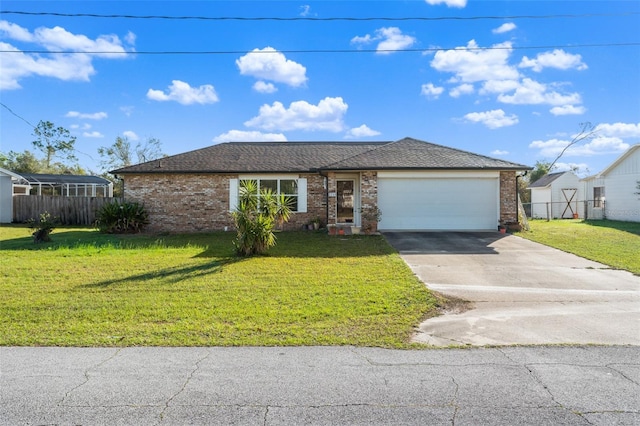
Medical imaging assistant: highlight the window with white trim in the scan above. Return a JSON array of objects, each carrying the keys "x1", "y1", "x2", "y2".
[{"x1": 240, "y1": 178, "x2": 299, "y2": 212}]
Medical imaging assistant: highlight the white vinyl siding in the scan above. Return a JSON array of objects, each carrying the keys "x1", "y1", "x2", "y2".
[
  {"x1": 601, "y1": 147, "x2": 640, "y2": 222},
  {"x1": 377, "y1": 172, "x2": 499, "y2": 231}
]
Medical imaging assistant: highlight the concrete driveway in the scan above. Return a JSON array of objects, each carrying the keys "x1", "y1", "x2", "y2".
[{"x1": 384, "y1": 232, "x2": 640, "y2": 347}]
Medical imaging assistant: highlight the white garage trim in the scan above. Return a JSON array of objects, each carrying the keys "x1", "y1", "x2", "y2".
[
  {"x1": 378, "y1": 173, "x2": 500, "y2": 231},
  {"x1": 378, "y1": 171, "x2": 500, "y2": 179}
]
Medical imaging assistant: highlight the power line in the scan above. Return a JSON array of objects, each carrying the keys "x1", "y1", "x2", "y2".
[
  {"x1": 0, "y1": 102, "x2": 35, "y2": 129},
  {"x1": 2, "y1": 10, "x2": 639, "y2": 21},
  {"x1": 2, "y1": 43, "x2": 638, "y2": 56}
]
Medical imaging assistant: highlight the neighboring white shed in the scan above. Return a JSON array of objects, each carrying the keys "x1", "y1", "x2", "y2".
[
  {"x1": 598, "y1": 144, "x2": 640, "y2": 222},
  {"x1": 528, "y1": 171, "x2": 584, "y2": 219},
  {"x1": 0, "y1": 168, "x2": 30, "y2": 224}
]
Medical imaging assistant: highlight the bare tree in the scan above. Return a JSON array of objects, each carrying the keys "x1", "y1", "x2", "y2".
[
  {"x1": 548, "y1": 122, "x2": 599, "y2": 172},
  {"x1": 98, "y1": 136, "x2": 164, "y2": 171}
]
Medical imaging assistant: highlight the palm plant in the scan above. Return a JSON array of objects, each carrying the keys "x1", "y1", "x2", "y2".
[{"x1": 231, "y1": 180, "x2": 293, "y2": 256}]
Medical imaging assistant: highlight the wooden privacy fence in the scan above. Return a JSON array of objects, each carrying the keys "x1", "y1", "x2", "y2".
[{"x1": 13, "y1": 195, "x2": 114, "y2": 226}]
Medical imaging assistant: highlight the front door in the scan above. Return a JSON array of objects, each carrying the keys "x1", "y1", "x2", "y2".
[{"x1": 336, "y1": 180, "x2": 355, "y2": 224}]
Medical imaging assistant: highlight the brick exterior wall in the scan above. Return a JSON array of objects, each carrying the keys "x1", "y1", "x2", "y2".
[
  {"x1": 499, "y1": 171, "x2": 518, "y2": 225},
  {"x1": 124, "y1": 170, "x2": 519, "y2": 233},
  {"x1": 326, "y1": 172, "x2": 337, "y2": 225},
  {"x1": 360, "y1": 171, "x2": 378, "y2": 233},
  {"x1": 123, "y1": 173, "x2": 327, "y2": 233}
]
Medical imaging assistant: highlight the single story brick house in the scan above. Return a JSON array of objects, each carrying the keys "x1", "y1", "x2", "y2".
[{"x1": 111, "y1": 137, "x2": 530, "y2": 233}]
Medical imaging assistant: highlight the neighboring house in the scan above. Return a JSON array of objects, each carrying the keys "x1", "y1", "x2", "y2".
[
  {"x1": 528, "y1": 171, "x2": 584, "y2": 219},
  {"x1": 0, "y1": 168, "x2": 30, "y2": 223},
  {"x1": 596, "y1": 144, "x2": 640, "y2": 222},
  {"x1": 581, "y1": 174, "x2": 606, "y2": 220},
  {"x1": 112, "y1": 137, "x2": 530, "y2": 233},
  {"x1": 17, "y1": 173, "x2": 113, "y2": 197}
]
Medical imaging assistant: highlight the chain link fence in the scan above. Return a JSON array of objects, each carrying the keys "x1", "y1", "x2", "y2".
[{"x1": 521, "y1": 200, "x2": 606, "y2": 221}]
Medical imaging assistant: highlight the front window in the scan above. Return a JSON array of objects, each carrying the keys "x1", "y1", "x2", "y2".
[
  {"x1": 593, "y1": 187, "x2": 604, "y2": 208},
  {"x1": 240, "y1": 178, "x2": 299, "y2": 212}
]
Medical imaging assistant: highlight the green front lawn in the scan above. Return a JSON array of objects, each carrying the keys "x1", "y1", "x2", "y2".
[
  {"x1": 516, "y1": 219, "x2": 640, "y2": 275},
  {"x1": 0, "y1": 226, "x2": 437, "y2": 347}
]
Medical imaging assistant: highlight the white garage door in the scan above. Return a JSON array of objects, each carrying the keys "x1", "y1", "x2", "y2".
[{"x1": 378, "y1": 177, "x2": 499, "y2": 231}]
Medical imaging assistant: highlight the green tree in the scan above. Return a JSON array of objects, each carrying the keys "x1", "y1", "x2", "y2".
[
  {"x1": 231, "y1": 180, "x2": 293, "y2": 256},
  {"x1": 0, "y1": 150, "x2": 86, "y2": 175},
  {"x1": 31, "y1": 120, "x2": 77, "y2": 168},
  {"x1": 0, "y1": 150, "x2": 43, "y2": 173},
  {"x1": 529, "y1": 160, "x2": 552, "y2": 184}
]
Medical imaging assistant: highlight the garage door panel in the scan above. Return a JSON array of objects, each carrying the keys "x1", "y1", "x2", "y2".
[{"x1": 378, "y1": 178, "x2": 498, "y2": 231}]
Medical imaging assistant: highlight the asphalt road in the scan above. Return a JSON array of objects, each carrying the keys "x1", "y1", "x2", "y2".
[
  {"x1": 383, "y1": 232, "x2": 640, "y2": 347},
  {"x1": 2, "y1": 346, "x2": 639, "y2": 425}
]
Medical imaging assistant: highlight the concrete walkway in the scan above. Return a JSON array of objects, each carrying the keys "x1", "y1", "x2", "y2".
[
  {"x1": 2, "y1": 346, "x2": 639, "y2": 425},
  {"x1": 384, "y1": 232, "x2": 640, "y2": 347}
]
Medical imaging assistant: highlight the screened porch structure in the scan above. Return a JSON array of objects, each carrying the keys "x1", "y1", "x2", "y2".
[{"x1": 18, "y1": 173, "x2": 113, "y2": 197}]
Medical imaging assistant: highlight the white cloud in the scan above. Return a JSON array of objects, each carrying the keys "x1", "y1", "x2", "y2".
[
  {"x1": 147, "y1": 80, "x2": 219, "y2": 105},
  {"x1": 0, "y1": 20, "x2": 134, "y2": 90},
  {"x1": 550, "y1": 105, "x2": 586, "y2": 116},
  {"x1": 493, "y1": 23, "x2": 516, "y2": 34},
  {"x1": 491, "y1": 149, "x2": 509, "y2": 156},
  {"x1": 244, "y1": 97, "x2": 348, "y2": 132},
  {"x1": 253, "y1": 81, "x2": 277, "y2": 94},
  {"x1": 449, "y1": 83, "x2": 474, "y2": 98},
  {"x1": 83, "y1": 131, "x2": 104, "y2": 138},
  {"x1": 124, "y1": 31, "x2": 136, "y2": 45},
  {"x1": 595, "y1": 122, "x2": 640, "y2": 138},
  {"x1": 553, "y1": 162, "x2": 589, "y2": 174},
  {"x1": 122, "y1": 130, "x2": 139, "y2": 141},
  {"x1": 519, "y1": 49, "x2": 587, "y2": 72},
  {"x1": 299, "y1": 5, "x2": 312, "y2": 17},
  {"x1": 0, "y1": 41, "x2": 95, "y2": 89},
  {"x1": 351, "y1": 34, "x2": 372, "y2": 44},
  {"x1": 120, "y1": 106, "x2": 134, "y2": 117},
  {"x1": 480, "y1": 79, "x2": 520, "y2": 95},
  {"x1": 71, "y1": 123, "x2": 91, "y2": 130},
  {"x1": 236, "y1": 47, "x2": 307, "y2": 87},
  {"x1": 529, "y1": 137, "x2": 630, "y2": 157},
  {"x1": 351, "y1": 27, "x2": 416, "y2": 54},
  {"x1": 431, "y1": 40, "x2": 519, "y2": 83},
  {"x1": 463, "y1": 109, "x2": 519, "y2": 129},
  {"x1": 0, "y1": 20, "x2": 33, "y2": 41},
  {"x1": 424, "y1": 0, "x2": 467, "y2": 8},
  {"x1": 428, "y1": 40, "x2": 588, "y2": 114},
  {"x1": 497, "y1": 78, "x2": 582, "y2": 106},
  {"x1": 213, "y1": 130, "x2": 287, "y2": 143},
  {"x1": 344, "y1": 125, "x2": 381, "y2": 139},
  {"x1": 65, "y1": 111, "x2": 108, "y2": 120},
  {"x1": 421, "y1": 83, "x2": 444, "y2": 99}
]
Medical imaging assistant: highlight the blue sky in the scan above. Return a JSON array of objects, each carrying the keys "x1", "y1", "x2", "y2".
[{"x1": 1, "y1": 0, "x2": 639, "y2": 175}]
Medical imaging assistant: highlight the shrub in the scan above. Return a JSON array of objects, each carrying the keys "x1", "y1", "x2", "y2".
[
  {"x1": 95, "y1": 200, "x2": 149, "y2": 234},
  {"x1": 27, "y1": 211, "x2": 58, "y2": 243},
  {"x1": 231, "y1": 180, "x2": 293, "y2": 256}
]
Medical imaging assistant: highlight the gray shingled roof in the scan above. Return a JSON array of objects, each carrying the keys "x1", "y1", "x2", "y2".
[
  {"x1": 112, "y1": 137, "x2": 529, "y2": 174},
  {"x1": 528, "y1": 172, "x2": 566, "y2": 188}
]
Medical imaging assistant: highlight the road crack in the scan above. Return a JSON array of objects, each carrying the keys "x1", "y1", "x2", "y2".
[
  {"x1": 155, "y1": 350, "x2": 211, "y2": 425},
  {"x1": 60, "y1": 348, "x2": 122, "y2": 406}
]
